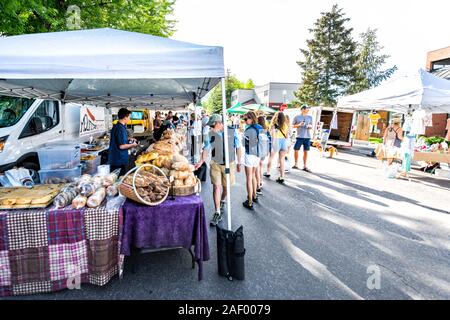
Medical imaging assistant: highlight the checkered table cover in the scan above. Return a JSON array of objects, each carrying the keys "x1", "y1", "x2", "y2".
[{"x1": 0, "y1": 204, "x2": 123, "y2": 297}]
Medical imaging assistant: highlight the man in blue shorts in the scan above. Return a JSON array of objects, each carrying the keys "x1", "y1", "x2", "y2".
[{"x1": 292, "y1": 105, "x2": 313, "y2": 172}]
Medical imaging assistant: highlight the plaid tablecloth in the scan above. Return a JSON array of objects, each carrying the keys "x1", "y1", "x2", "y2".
[{"x1": 0, "y1": 204, "x2": 123, "y2": 297}]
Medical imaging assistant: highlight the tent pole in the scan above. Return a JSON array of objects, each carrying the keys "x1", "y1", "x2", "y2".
[{"x1": 221, "y1": 78, "x2": 232, "y2": 231}]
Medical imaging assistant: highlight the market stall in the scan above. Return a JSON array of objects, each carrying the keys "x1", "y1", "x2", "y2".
[
  {"x1": 338, "y1": 69, "x2": 450, "y2": 178},
  {"x1": 0, "y1": 28, "x2": 227, "y2": 296}
]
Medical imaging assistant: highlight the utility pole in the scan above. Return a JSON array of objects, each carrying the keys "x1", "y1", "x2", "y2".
[{"x1": 226, "y1": 68, "x2": 231, "y2": 79}]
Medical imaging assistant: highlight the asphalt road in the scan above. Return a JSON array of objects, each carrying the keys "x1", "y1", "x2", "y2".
[{"x1": 5, "y1": 148, "x2": 450, "y2": 300}]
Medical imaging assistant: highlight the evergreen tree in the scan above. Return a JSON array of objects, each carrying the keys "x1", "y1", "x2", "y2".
[
  {"x1": 349, "y1": 28, "x2": 397, "y2": 93},
  {"x1": 295, "y1": 4, "x2": 358, "y2": 107}
]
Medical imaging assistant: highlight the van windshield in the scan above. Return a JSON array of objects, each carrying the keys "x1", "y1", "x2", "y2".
[{"x1": 0, "y1": 96, "x2": 35, "y2": 128}]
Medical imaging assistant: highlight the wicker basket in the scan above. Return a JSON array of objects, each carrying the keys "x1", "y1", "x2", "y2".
[
  {"x1": 118, "y1": 164, "x2": 169, "y2": 206},
  {"x1": 169, "y1": 178, "x2": 201, "y2": 196}
]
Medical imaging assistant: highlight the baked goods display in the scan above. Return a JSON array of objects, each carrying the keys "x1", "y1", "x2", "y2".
[
  {"x1": 54, "y1": 186, "x2": 78, "y2": 209},
  {"x1": 168, "y1": 156, "x2": 199, "y2": 196},
  {"x1": 136, "y1": 129, "x2": 190, "y2": 181},
  {"x1": 136, "y1": 150, "x2": 173, "y2": 171},
  {"x1": 72, "y1": 195, "x2": 87, "y2": 209},
  {"x1": 0, "y1": 184, "x2": 64, "y2": 209},
  {"x1": 119, "y1": 165, "x2": 170, "y2": 206},
  {"x1": 87, "y1": 188, "x2": 106, "y2": 208},
  {"x1": 51, "y1": 170, "x2": 121, "y2": 210}
]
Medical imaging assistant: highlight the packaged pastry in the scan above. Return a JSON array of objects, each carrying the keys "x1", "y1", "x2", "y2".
[
  {"x1": 54, "y1": 187, "x2": 78, "y2": 208},
  {"x1": 72, "y1": 195, "x2": 87, "y2": 209},
  {"x1": 106, "y1": 184, "x2": 118, "y2": 197},
  {"x1": 80, "y1": 182, "x2": 96, "y2": 197},
  {"x1": 92, "y1": 176, "x2": 103, "y2": 189},
  {"x1": 87, "y1": 187, "x2": 106, "y2": 208},
  {"x1": 103, "y1": 172, "x2": 118, "y2": 187}
]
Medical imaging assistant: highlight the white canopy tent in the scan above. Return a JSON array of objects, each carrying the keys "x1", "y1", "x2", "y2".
[
  {"x1": 0, "y1": 28, "x2": 235, "y2": 231},
  {"x1": 337, "y1": 69, "x2": 450, "y2": 114},
  {"x1": 0, "y1": 28, "x2": 223, "y2": 109}
]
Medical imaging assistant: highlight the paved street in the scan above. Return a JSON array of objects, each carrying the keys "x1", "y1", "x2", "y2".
[{"x1": 5, "y1": 147, "x2": 450, "y2": 300}]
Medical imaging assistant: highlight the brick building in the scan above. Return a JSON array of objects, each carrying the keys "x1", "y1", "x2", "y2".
[{"x1": 426, "y1": 46, "x2": 450, "y2": 138}]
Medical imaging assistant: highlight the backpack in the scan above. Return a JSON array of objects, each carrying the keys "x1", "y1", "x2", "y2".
[
  {"x1": 245, "y1": 125, "x2": 269, "y2": 158},
  {"x1": 258, "y1": 129, "x2": 270, "y2": 158}
]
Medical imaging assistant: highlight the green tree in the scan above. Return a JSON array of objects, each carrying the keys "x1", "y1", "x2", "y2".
[
  {"x1": 204, "y1": 75, "x2": 247, "y2": 114},
  {"x1": 0, "y1": 0, "x2": 176, "y2": 37},
  {"x1": 349, "y1": 28, "x2": 397, "y2": 93},
  {"x1": 295, "y1": 4, "x2": 358, "y2": 107},
  {"x1": 244, "y1": 79, "x2": 255, "y2": 89}
]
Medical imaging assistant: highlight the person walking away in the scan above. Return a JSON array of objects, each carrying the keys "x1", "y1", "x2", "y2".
[
  {"x1": 292, "y1": 105, "x2": 313, "y2": 172},
  {"x1": 108, "y1": 108, "x2": 138, "y2": 176},
  {"x1": 195, "y1": 114, "x2": 242, "y2": 226},
  {"x1": 265, "y1": 112, "x2": 289, "y2": 184},
  {"x1": 284, "y1": 114, "x2": 293, "y2": 173},
  {"x1": 257, "y1": 115, "x2": 271, "y2": 193},
  {"x1": 383, "y1": 118, "x2": 403, "y2": 166}
]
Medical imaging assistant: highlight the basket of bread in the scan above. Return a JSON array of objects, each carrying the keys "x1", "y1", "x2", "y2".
[
  {"x1": 169, "y1": 156, "x2": 201, "y2": 196},
  {"x1": 118, "y1": 164, "x2": 170, "y2": 206}
]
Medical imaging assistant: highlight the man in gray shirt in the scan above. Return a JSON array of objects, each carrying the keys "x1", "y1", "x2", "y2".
[{"x1": 292, "y1": 105, "x2": 313, "y2": 172}]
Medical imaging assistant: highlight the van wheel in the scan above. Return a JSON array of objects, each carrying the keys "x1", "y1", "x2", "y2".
[{"x1": 20, "y1": 162, "x2": 40, "y2": 183}]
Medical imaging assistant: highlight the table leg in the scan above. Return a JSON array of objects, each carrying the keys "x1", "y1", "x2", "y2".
[
  {"x1": 188, "y1": 247, "x2": 195, "y2": 269},
  {"x1": 130, "y1": 246, "x2": 140, "y2": 274}
]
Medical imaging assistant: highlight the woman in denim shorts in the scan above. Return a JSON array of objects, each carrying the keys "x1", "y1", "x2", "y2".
[{"x1": 265, "y1": 112, "x2": 289, "y2": 184}]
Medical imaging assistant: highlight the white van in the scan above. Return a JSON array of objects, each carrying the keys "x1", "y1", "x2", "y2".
[{"x1": 0, "y1": 96, "x2": 109, "y2": 176}]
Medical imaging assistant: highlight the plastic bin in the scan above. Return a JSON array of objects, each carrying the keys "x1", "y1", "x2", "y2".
[
  {"x1": 38, "y1": 165, "x2": 82, "y2": 184},
  {"x1": 81, "y1": 156, "x2": 101, "y2": 175},
  {"x1": 38, "y1": 145, "x2": 81, "y2": 170}
]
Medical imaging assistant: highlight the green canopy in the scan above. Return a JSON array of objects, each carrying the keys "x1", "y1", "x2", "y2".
[
  {"x1": 227, "y1": 102, "x2": 247, "y2": 114},
  {"x1": 227, "y1": 102, "x2": 276, "y2": 114},
  {"x1": 246, "y1": 104, "x2": 277, "y2": 114}
]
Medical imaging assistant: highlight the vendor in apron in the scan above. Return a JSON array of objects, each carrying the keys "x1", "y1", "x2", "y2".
[
  {"x1": 195, "y1": 114, "x2": 243, "y2": 227},
  {"x1": 108, "y1": 108, "x2": 138, "y2": 176}
]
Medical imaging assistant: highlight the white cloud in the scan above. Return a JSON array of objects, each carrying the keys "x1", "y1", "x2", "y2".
[{"x1": 172, "y1": 0, "x2": 450, "y2": 85}]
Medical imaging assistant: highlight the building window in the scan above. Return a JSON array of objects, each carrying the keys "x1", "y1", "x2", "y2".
[{"x1": 264, "y1": 90, "x2": 269, "y2": 97}]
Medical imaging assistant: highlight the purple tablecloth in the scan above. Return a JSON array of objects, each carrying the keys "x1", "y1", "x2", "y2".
[{"x1": 120, "y1": 195, "x2": 210, "y2": 280}]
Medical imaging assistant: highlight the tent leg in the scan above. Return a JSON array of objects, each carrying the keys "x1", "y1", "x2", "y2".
[{"x1": 221, "y1": 78, "x2": 232, "y2": 231}]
